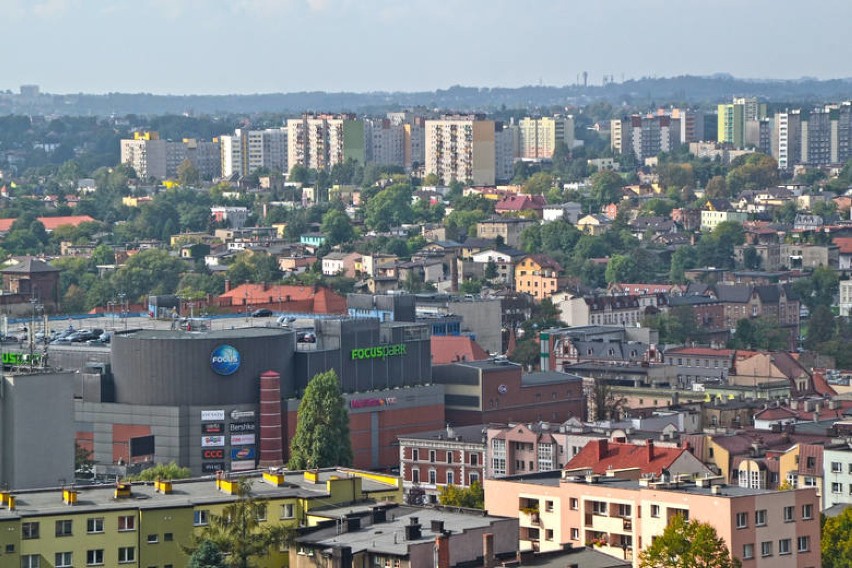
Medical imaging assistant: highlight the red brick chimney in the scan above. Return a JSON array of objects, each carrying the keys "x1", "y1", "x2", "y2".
[
  {"x1": 436, "y1": 534, "x2": 450, "y2": 568},
  {"x1": 645, "y1": 439, "x2": 654, "y2": 462},
  {"x1": 595, "y1": 439, "x2": 608, "y2": 461},
  {"x1": 224, "y1": 279, "x2": 231, "y2": 293},
  {"x1": 482, "y1": 533, "x2": 495, "y2": 568}
]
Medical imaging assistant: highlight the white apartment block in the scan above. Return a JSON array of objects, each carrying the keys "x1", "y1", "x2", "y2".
[
  {"x1": 518, "y1": 116, "x2": 575, "y2": 160},
  {"x1": 425, "y1": 116, "x2": 497, "y2": 186},
  {"x1": 840, "y1": 280, "x2": 852, "y2": 317},
  {"x1": 824, "y1": 445, "x2": 852, "y2": 510},
  {"x1": 773, "y1": 110, "x2": 802, "y2": 171},
  {"x1": 220, "y1": 128, "x2": 288, "y2": 178},
  {"x1": 368, "y1": 119, "x2": 405, "y2": 167},
  {"x1": 287, "y1": 114, "x2": 345, "y2": 172}
]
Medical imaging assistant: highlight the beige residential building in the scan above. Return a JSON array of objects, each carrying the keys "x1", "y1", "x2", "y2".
[
  {"x1": 425, "y1": 115, "x2": 497, "y2": 186},
  {"x1": 287, "y1": 114, "x2": 346, "y2": 171},
  {"x1": 518, "y1": 115, "x2": 574, "y2": 160},
  {"x1": 220, "y1": 127, "x2": 288, "y2": 178},
  {"x1": 120, "y1": 131, "x2": 220, "y2": 181}
]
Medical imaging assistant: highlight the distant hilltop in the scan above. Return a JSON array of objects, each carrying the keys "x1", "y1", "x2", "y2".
[{"x1": 4, "y1": 75, "x2": 852, "y2": 116}]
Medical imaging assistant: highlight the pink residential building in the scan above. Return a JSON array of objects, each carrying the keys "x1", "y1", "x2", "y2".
[{"x1": 485, "y1": 470, "x2": 820, "y2": 567}]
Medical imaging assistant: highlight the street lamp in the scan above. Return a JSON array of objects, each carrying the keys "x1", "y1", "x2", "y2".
[{"x1": 118, "y1": 292, "x2": 127, "y2": 331}]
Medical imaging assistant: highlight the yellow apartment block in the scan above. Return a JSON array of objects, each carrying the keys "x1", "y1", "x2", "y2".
[{"x1": 1, "y1": 468, "x2": 401, "y2": 568}]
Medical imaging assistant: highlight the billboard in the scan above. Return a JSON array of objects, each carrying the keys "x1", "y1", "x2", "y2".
[
  {"x1": 202, "y1": 423, "x2": 224, "y2": 434},
  {"x1": 201, "y1": 436, "x2": 225, "y2": 447},
  {"x1": 231, "y1": 447, "x2": 256, "y2": 460},
  {"x1": 202, "y1": 449, "x2": 225, "y2": 460},
  {"x1": 129, "y1": 435, "x2": 155, "y2": 457},
  {"x1": 230, "y1": 422, "x2": 256, "y2": 433},
  {"x1": 202, "y1": 462, "x2": 224, "y2": 473},
  {"x1": 201, "y1": 410, "x2": 225, "y2": 421},
  {"x1": 210, "y1": 345, "x2": 241, "y2": 376},
  {"x1": 230, "y1": 460, "x2": 255, "y2": 472},
  {"x1": 231, "y1": 434, "x2": 255, "y2": 446}
]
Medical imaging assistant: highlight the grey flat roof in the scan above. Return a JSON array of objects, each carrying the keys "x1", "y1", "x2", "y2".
[{"x1": 117, "y1": 327, "x2": 290, "y2": 341}]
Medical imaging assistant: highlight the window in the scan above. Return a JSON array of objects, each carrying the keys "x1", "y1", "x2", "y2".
[
  {"x1": 736, "y1": 512, "x2": 748, "y2": 528},
  {"x1": 798, "y1": 535, "x2": 810, "y2": 552},
  {"x1": 591, "y1": 501, "x2": 607, "y2": 515},
  {"x1": 446, "y1": 452, "x2": 453, "y2": 464},
  {"x1": 832, "y1": 461, "x2": 843, "y2": 473},
  {"x1": 470, "y1": 454, "x2": 479, "y2": 466},
  {"x1": 194, "y1": 510, "x2": 209, "y2": 526},
  {"x1": 118, "y1": 547, "x2": 136, "y2": 564},
  {"x1": 570, "y1": 498, "x2": 578, "y2": 510},
  {"x1": 118, "y1": 515, "x2": 135, "y2": 531},
  {"x1": 618, "y1": 504, "x2": 632, "y2": 517},
  {"x1": 428, "y1": 469, "x2": 437, "y2": 484},
  {"x1": 755, "y1": 509, "x2": 767, "y2": 526},
  {"x1": 761, "y1": 541, "x2": 773, "y2": 557},
  {"x1": 783, "y1": 505, "x2": 794, "y2": 522},
  {"x1": 779, "y1": 538, "x2": 791, "y2": 555},
  {"x1": 429, "y1": 450, "x2": 436, "y2": 463},
  {"x1": 55, "y1": 520, "x2": 73, "y2": 537},
  {"x1": 806, "y1": 456, "x2": 816, "y2": 469},
  {"x1": 164, "y1": 532, "x2": 173, "y2": 542},
  {"x1": 545, "y1": 500, "x2": 554, "y2": 513},
  {"x1": 22, "y1": 522, "x2": 39, "y2": 539},
  {"x1": 804, "y1": 476, "x2": 817, "y2": 487},
  {"x1": 651, "y1": 504, "x2": 660, "y2": 518},
  {"x1": 87, "y1": 549, "x2": 104, "y2": 566},
  {"x1": 412, "y1": 468, "x2": 420, "y2": 483},
  {"x1": 833, "y1": 482, "x2": 843, "y2": 494},
  {"x1": 55, "y1": 553, "x2": 73, "y2": 568},
  {"x1": 803, "y1": 503, "x2": 814, "y2": 520},
  {"x1": 469, "y1": 472, "x2": 479, "y2": 485},
  {"x1": 281, "y1": 504, "x2": 294, "y2": 519},
  {"x1": 411, "y1": 449, "x2": 419, "y2": 461},
  {"x1": 147, "y1": 534, "x2": 159, "y2": 543},
  {"x1": 21, "y1": 555, "x2": 40, "y2": 568},
  {"x1": 87, "y1": 517, "x2": 104, "y2": 534},
  {"x1": 446, "y1": 471, "x2": 454, "y2": 485},
  {"x1": 742, "y1": 544, "x2": 754, "y2": 560},
  {"x1": 545, "y1": 529, "x2": 553, "y2": 541},
  {"x1": 255, "y1": 505, "x2": 267, "y2": 522}
]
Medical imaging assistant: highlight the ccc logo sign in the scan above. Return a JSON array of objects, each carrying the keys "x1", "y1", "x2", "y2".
[{"x1": 202, "y1": 449, "x2": 224, "y2": 459}]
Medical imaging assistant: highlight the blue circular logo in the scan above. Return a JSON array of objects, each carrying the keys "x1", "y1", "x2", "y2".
[{"x1": 211, "y1": 345, "x2": 240, "y2": 376}]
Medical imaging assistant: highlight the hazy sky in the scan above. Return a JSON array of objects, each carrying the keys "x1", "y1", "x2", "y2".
[{"x1": 3, "y1": 0, "x2": 851, "y2": 95}]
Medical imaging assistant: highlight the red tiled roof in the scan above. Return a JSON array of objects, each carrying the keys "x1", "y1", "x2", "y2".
[
  {"x1": 812, "y1": 372, "x2": 838, "y2": 397},
  {"x1": 833, "y1": 237, "x2": 852, "y2": 255},
  {"x1": 495, "y1": 194, "x2": 546, "y2": 211},
  {"x1": 665, "y1": 347, "x2": 758, "y2": 359},
  {"x1": 0, "y1": 215, "x2": 96, "y2": 233},
  {"x1": 431, "y1": 335, "x2": 490, "y2": 365},
  {"x1": 564, "y1": 439, "x2": 687, "y2": 476},
  {"x1": 753, "y1": 406, "x2": 797, "y2": 421},
  {"x1": 217, "y1": 283, "x2": 346, "y2": 314}
]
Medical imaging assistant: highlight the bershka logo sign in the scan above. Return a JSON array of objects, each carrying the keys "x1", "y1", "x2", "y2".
[
  {"x1": 202, "y1": 449, "x2": 224, "y2": 460},
  {"x1": 230, "y1": 422, "x2": 256, "y2": 433},
  {"x1": 210, "y1": 345, "x2": 240, "y2": 375},
  {"x1": 350, "y1": 343, "x2": 407, "y2": 361}
]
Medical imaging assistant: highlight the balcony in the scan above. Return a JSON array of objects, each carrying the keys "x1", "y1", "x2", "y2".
[{"x1": 585, "y1": 513, "x2": 632, "y2": 534}]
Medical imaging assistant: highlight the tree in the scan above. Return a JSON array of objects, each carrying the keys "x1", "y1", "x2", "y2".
[
  {"x1": 590, "y1": 170, "x2": 623, "y2": 208},
  {"x1": 639, "y1": 515, "x2": 740, "y2": 568},
  {"x1": 605, "y1": 254, "x2": 638, "y2": 284},
  {"x1": 188, "y1": 541, "x2": 227, "y2": 568},
  {"x1": 288, "y1": 370, "x2": 353, "y2": 470},
  {"x1": 320, "y1": 209, "x2": 355, "y2": 246},
  {"x1": 438, "y1": 481, "x2": 485, "y2": 509},
  {"x1": 183, "y1": 478, "x2": 293, "y2": 568},
  {"x1": 522, "y1": 172, "x2": 554, "y2": 195},
  {"x1": 793, "y1": 265, "x2": 839, "y2": 311},
  {"x1": 741, "y1": 246, "x2": 762, "y2": 270},
  {"x1": 178, "y1": 159, "x2": 200, "y2": 186},
  {"x1": 127, "y1": 462, "x2": 191, "y2": 481},
  {"x1": 726, "y1": 153, "x2": 779, "y2": 194},
  {"x1": 589, "y1": 380, "x2": 626, "y2": 421},
  {"x1": 806, "y1": 304, "x2": 836, "y2": 349},
  {"x1": 704, "y1": 175, "x2": 728, "y2": 199},
  {"x1": 823, "y1": 488, "x2": 852, "y2": 568}
]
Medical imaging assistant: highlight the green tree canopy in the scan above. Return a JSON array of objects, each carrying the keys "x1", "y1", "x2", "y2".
[
  {"x1": 183, "y1": 478, "x2": 293, "y2": 568},
  {"x1": 590, "y1": 170, "x2": 624, "y2": 208},
  {"x1": 438, "y1": 481, "x2": 484, "y2": 509},
  {"x1": 823, "y1": 505, "x2": 852, "y2": 568},
  {"x1": 188, "y1": 541, "x2": 227, "y2": 568},
  {"x1": 638, "y1": 515, "x2": 740, "y2": 568},
  {"x1": 288, "y1": 370, "x2": 353, "y2": 470},
  {"x1": 320, "y1": 209, "x2": 356, "y2": 246}
]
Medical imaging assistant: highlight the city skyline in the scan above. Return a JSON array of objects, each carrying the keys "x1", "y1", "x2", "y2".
[{"x1": 3, "y1": 0, "x2": 852, "y2": 95}]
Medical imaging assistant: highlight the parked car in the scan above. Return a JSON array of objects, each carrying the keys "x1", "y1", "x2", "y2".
[{"x1": 251, "y1": 308, "x2": 273, "y2": 317}]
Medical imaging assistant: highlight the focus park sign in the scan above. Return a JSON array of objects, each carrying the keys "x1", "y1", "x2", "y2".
[{"x1": 350, "y1": 343, "x2": 407, "y2": 361}]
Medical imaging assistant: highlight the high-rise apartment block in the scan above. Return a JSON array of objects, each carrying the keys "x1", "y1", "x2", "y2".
[
  {"x1": 769, "y1": 102, "x2": 852, "y2": 170},
  {"x1": 517, "y1": 115, "x2": 575, "y2": 160},
  {"x1": 220, "y1": 127, "x2": 288, "y2": 178},
  {"x1": 773, "y1": 110, "x2": 802, "y2": 171},
  {"x1": 286, "y1": 114, "x2": 346, "y2": 172},
  {"x1": 425, "y1": 115, "x2": 501, "y2": 186},
  {"x1": 120, "y1": 131, "x2": 220, "y2": 181},
  {"x1": 671, "y1": 108, "x2": 705, "y2": 144},
  {"x1": 718, "y1": 97, "x2": 767, "y2": 149},
  {"x1": 611, "y1": 115, "x2": 679, "y2": 163}
]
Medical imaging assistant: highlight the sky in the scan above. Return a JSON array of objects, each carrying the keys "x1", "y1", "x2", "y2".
[{"x1": 2, "y1": 0, "x2": 852, "y2": 95}]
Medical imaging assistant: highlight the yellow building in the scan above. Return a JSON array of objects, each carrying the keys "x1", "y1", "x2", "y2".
[
  {"x1": 514, "y1": 254, "x2": 562, "y2": 301},
  {"x1": 2, "y1": 469, "x2": 401, "y2": 568}
]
